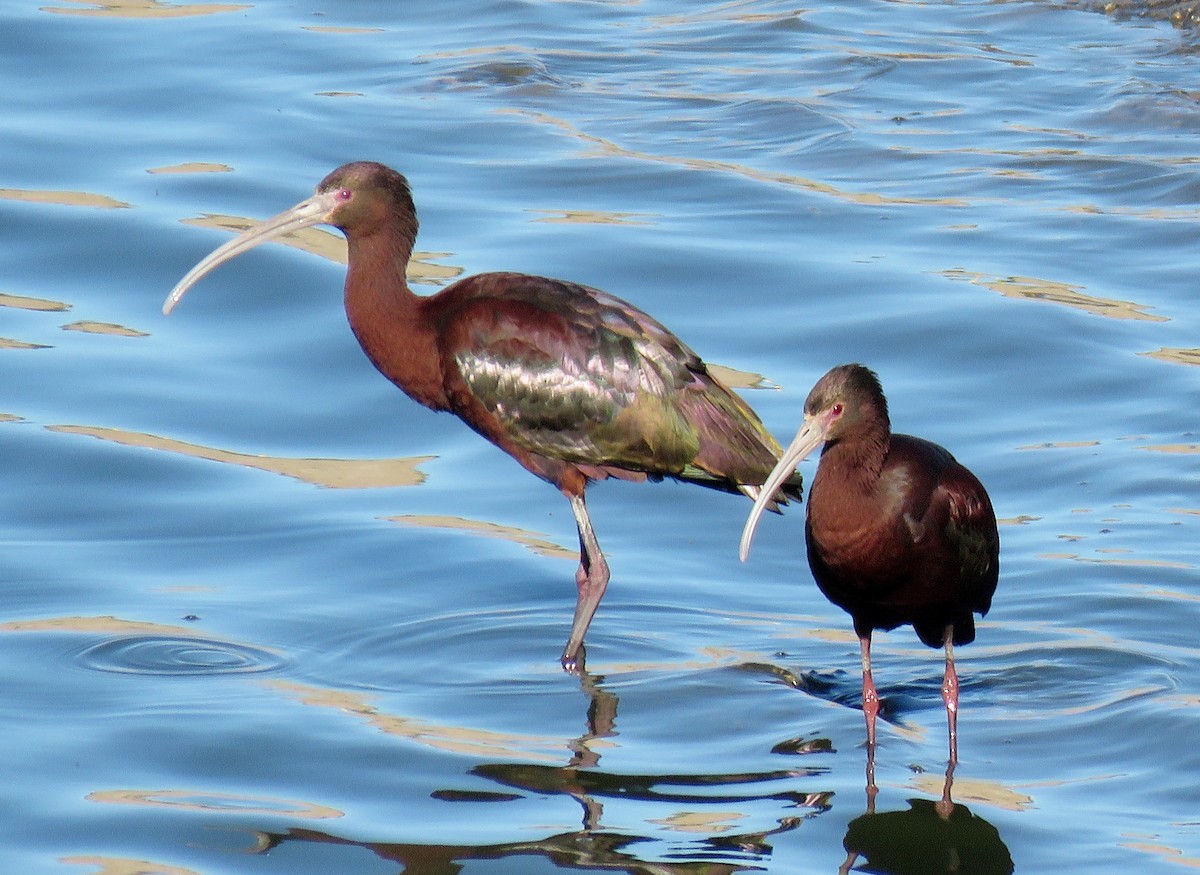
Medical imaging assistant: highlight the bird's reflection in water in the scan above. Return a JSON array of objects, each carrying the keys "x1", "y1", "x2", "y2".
[
  {"x1": 255, "y1": 823, "x2": 797, "y2": 875},
  {"x1": 839, "y1": 758, "x2": 1013, "y2": 875},
  {"x1": 474, "y1": 666, "x2": 829, "y2": 834},
  {"x1": 251, "y1": 668, "x2": 827, "y2": 872}
]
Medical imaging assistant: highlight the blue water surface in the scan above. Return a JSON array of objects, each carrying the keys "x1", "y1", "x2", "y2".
[{"x1": 1, "y1": 0, "x2": 1198, "y2": 872}]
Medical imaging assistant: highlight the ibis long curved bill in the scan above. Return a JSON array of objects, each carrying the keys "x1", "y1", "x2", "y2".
[
  {"x1": 162, "y1": 189, "x2": 344, "y2": 315},
  {"x1": 738, "y1": 409, "x2": 833, "y2": 562}
]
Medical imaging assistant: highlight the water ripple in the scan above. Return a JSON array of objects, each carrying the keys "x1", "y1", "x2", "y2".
[{"x1": 74, "y1": 635, "x2": 285, "y2": 677}]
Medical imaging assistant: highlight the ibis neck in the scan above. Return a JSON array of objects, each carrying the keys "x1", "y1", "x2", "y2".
[
  {"x1": 822, "y1": 427, "x2": 890, "y2": 493},
  {"x1": 341, "y1": 229, "x2": 450, "y2": 411}
]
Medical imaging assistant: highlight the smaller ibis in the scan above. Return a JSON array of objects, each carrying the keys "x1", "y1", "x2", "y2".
[{"x1": 739, "y1": 364, "x2": 998, "y2": 763}]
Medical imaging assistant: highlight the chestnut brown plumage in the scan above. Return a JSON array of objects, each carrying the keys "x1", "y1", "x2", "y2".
[
  {"x1": 740, "y1": 364, "x2": 998, "y2": 762},
  {"x1": 164, "y1": 161, "x2": 801, "y2": 672}
]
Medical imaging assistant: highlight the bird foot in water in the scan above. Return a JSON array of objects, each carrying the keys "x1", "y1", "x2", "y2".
[{"x1": 560, "y1": 643, "x2": 587, "y2": 675}]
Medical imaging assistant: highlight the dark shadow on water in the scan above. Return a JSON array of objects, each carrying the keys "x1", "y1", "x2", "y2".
[
  {"x1": 839, "y1": 762, "x2": 1014, "y2": 875},
  {"x1": 255, "y1": 822, "x2": 803, "y2": 874}
]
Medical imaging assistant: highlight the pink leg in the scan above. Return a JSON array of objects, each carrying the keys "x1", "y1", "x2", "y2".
[
  {"x1": 941, "y1": 624, "x2": 959, "y2": 765},
  {"x1": 859, "y1": 633, "x2": 881, "y2": 810},
  {"x1": 561, "y1": 493, "x2": 609, "y2": 673},
  {"x1": 937, "y1": 759, "x2": 956, "y2": 820},
  {"x1": 859, "y1": 633, "x2": 880, "y2": 750}
]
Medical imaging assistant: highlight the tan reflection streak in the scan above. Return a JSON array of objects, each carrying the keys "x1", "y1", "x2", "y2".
[
  {"x1": 182, "y1": 215, "x2": 462, "y2": 285},
  {"x1": 649, "y1": 811, "x2": 747, "y2": 834},
  {"x1": 1141, "y1": 587, "x2": 1200, "y2": 604},
  {"x1": 1118, "y1": 842, "x2": 1200, "y2": 869},
  {"x1": 62, "y1": 321, "x2": 148, "y2": 338},
  {"x1": 47, "y1": 424, "x2": 432, "y2": 489},
  {"x1": 60, "y1": 855, "x2": 201, "y2": 875},
  {"x1": 1, "y1": 615, "x2": 207, "y2": 636},
  {"x1": 0, "y1": 337, "x2": 50, "y2": 350},
  {"x1": 268, "y1": 680, "x2": 565, "y2": 763},
  {"x1": 1140, "y1": 444, "x2": 1200, "y2": 454},
  {"x1": 0, "y1": 414, "x2": 21, "y2": 423},
  {"x1": 598, "y1": 646, "x2": 773, "y2": 679},
  {"x1": 1142, "y1": 347, "x2": 1200, "y2": 367},
  {"x1": 388, "y1": 514, "x2": 576, "y2": 559},
  {"x1": 1167, "y1": 508, "x2": 1200, "y2": 516},
  {"x1": 500, "y1": 109, "x2": 969, "y2": 208},
  {"x1": 0, "y1": 292, "x2": 70, "y2": 311},
  {"x1": 147, "y1": 162, "x2": 232, "y2": 175},
  {"x1": 910, "y1": 775, "x2": 1033, "y2": 811},
  {"x1": 1064, "y1": 204, "x2": 1200, "y2": 221},
  {"x1": 1039, "y1": 552, "x2": 1193, "y2": 569},
  {"x1": 999, "y1": 515, "x2": 1041, "y2": 525},
  {"x1": 1160, "y1": 694, "x2": 1200, "y2": 708},
  {"x1": 528, "y1": 209, "x2": 654, "y2": 226},
  {"x1": 1018, "y1": 441, "x2": 1100, "y2": 450},
  {"x1": 940, "y1": 269, "x2": 1168, "y2": 322},
  {"x1": 86, "y1": 789, "x2": 341, "y2": 819},
  {"x1": 649, "y1": 6, "x2": 809, "y2": 25},
  {"x1": 0, "y1": 188, "x2": 130, "y2": 209},
  {"x1": 302, "y1": 25, "x2": 385, "y2": 33},
  {"x1": 708, "y1": 362, "x2": 778, "y2": 390},
  {"x1": 418, "y1": 44, "x2": 607, "y2": 62},
  {"x1": 42, "y1": 0, "x2": 249, "y2": 17}
]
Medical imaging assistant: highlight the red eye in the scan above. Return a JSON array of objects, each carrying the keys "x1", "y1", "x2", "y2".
[
  {"x1": 831, "y1": 403, "x2": 844, "y2": 416},
  {"x1": 335, "y1": 188, "x2": 352, "y2": 202}
]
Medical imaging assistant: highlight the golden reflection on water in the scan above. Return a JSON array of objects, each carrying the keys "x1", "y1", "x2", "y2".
[
  {"x1": 47, "y1": 424, "x2": 432, "y2": 489},
  {"x1": 909, "y1": 774, "x2": 1033, "y2": 812},
  {"x1": 1118, "y1": 839, "x2": 1200, "y2": 869},
  {"x1": 0, "y1": 188, "x2": 130, "y2": 209},
  {"x1": 1039, "y1": 552, "x2": 1193, "y2": 569},
  {"x1": 0, "y1": 615, "x2": 207, "y2": 636},
  {"x1": 0, "y1": 337, "x2": 50, "y2": 350},
  {"x1": 648, "y1": 6, "x2": 809, "y2": 25},
  {"x1": 41, "y1": 0, "x2": 248, "y2": 17},
  {"x1": 267, "y1": 680, "x2": 567, "y2": 763},
  {"x1": 59, "y1": 855, "x2": 201, "y2": 875},
  {"x1": 500, "y1": 109, "x2": 971, "y2": 208},
  {"x1": 62, "y1": 321, "x2": 148, "y2": 338},
  {"x1": 706, "y1": 362, "x2": 778, "y2": 390},
  {"x1": 648, "y1": 810, "x2": 747, "y2": 834},
  {"x1": 146, "y1": 162, "x2": 232, "y2": 175},
  {"x1": 301, "y1": 26, "x2": 385, "y2": 34},
  {"x1": 0, "y1": 291, "x2": 59, "y2": 350},
  {"x1": 86, "y1": 788, "x2": 342, "y2": 819},
  {"x1": 999, "y1": 514, "x2": 1041, "y2": 525},
  {"x1": 598, "y1": 645, "x2": 791, "y2": 679},
  {"x1": 939, "y1": 269, "x2": 1168, "y2": 321},
  {"x1": 181, "y1": 214, "x2": 463, "y2": 285},
  {"x1": 1141, "y1": 347, "x2": 1200, "y2": 367},
  {"x1": 0, "y1": 292, "x2": 70, "y2": 312},
  {"x1": 389, "y1": 514, "x2": 576, "y2": 559},
  {"x1": 527, "y1": 208, "x2": 655, "y2": 225},
  {"x1": 1018, "y1": 440, "x2": 1100, "y2": 450},
  {"x1": 1140, "y1": 443, "x2": 1200, "y2": 454}
]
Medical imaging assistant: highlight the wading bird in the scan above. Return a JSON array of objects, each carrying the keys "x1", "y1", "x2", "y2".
[
  {"x1": 164, "y1": 161, "x2": 801, "y2": 672},
  {"x1": 739, "y1": 364, "x2": 998, "y2": 762}
]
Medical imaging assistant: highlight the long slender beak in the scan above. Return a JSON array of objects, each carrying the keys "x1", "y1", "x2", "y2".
[
  {"x1": 739, "y1": 413, "x2": 828, "y2": 561},
  {"x1": 162, "y1": 190, "x2": 342, "y2": 315}
]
